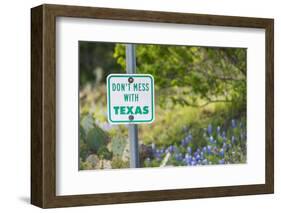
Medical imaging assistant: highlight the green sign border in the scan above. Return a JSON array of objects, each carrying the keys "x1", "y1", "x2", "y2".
[{"x1": 107, "y1": 74, "x2": 154, "y2": 123}]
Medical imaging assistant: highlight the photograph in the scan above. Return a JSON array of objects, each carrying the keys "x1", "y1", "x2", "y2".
[
  {"x1": 79, "y1": 42, "x2": 247, "y2": 170},
  {"x1": 30, "y1": 4, "x2": 274, "y2": 208}
]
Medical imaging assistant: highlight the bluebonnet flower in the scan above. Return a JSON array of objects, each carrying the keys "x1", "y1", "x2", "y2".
[
  {"x1": 183, "y1": 159, "x2": 189, "y2": 165},
  {"x1": 181, "y1": 139, "x2": 187, "y2": 147},
  {"x1": 219, "y1": 148, "x2": 224, "y2": 157},
  {"x1": 158, "y1": 149, "x2": 164, "y2": 157},
  {"x1": 202, "y1": 146, "x2": 207, "y2": 153},
  {"x1": 151, "y1": 143, "x2": 156, "y2": 151},
  {"x1": 191, "y1": 160, "x2": 197, "y2": 166},
  {"x1": 207, "y1": 124, "x2": 212, "y2": 135},
  {"x1": 207, "y1": 145, "x2": 212, "y2": 154},
  {"x1": 174, "y1": 153, "x2": 183, "y2": 161},
  {"x1": 217, "y1": 126, "x2": 221, "y2": 133},
  {"x1": 181, "y1": 138, "x2": 187, "y2": 146},
  {"x1": 168, "y1": 145, "x2": 175, "y2": 153},
  {"x1": 142, "y1": 117, "x2": 246, "y2": 167},
  {"x1": 209, "y1": 136, "x2": 216, "y2": 144},
  {"x1": 181, "y1": 134, "x2": 192, "y2": 147},
  {"x1": 219, "y1": 159, "x2": 225, "y2": 164},
  {"x1": 202, "y1": 159, "x2": 208, "y2": 165},
  {"x1": 153, "y1": 151, "x2": 161, "y2": 160},
  {"x1": 231, "y1": 136, "x2": 235, "y2": 144},
  {"x1": 231, "y1": 119, "x2": 237, "y2": 128},
  {"x1": 184, "y1": 154, "x2": 192, "y2": 164},
  {"x1": 209, "y1": 136, "x2": 214, "y2": 143}
]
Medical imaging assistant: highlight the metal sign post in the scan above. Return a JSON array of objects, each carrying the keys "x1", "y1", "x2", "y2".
[{"x1": 126, "y1": 44, "x2": 140, "y2": 168}]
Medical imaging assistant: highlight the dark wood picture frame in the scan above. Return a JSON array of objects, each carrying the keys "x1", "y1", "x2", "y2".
[{"x1": 31, "y1": 4, "x2": 274, "y2": 208}]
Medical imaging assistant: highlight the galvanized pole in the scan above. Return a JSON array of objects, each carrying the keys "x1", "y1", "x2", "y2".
[{"x1": 126, "y1": 44, "x2": 140, "y2": 168}]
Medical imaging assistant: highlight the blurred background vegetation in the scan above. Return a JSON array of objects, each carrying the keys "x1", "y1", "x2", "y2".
[{"x1": 79, "y1": 41, "x2": 247, "y2": 170}]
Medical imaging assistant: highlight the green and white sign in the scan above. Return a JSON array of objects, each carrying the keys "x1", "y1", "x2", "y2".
[{"x1": 107, "y1": 74, "x2": 154, "y2": 124}]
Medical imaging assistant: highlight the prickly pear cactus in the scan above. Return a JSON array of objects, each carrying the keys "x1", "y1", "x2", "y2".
[
  {"x1": 111, "y1": 136, "x2": 126, "y2": 157},
  {"x1": 86, "y1": 124, "x2": 108, "y2": 153},
  {"x1": 80, "y1": 114, "x2": 94, "y2": 135},
  {"x1": 80, "y1": 114, "x2": 108, "y2": 153}
]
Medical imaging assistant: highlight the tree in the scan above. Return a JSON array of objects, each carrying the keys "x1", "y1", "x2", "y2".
[
  {"x1": 79, "y1": 42, "x2": 123, "y2": 86},
  {"x1": 114, "y1": 44, "x2": 246, "y2": 110}
]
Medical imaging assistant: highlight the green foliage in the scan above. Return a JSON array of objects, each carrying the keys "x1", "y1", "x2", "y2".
[
  {"x1": 80, "y1": 113, "x2": 94, "y2": 135},
  {"x1": 111, "y1": 157, "x2": 129, "y2": 169},
  {"x1": 97, "y1": 145, "x2": 112, "y2": 160},
  {"x1": 79, "y1": 158, "x2": 93, "y2": 170},
  {"x1": 79, "y1": 139, "x2": 89, "y2": 161},
  {"x1": 139, "y1": 103, "x2": 230, "y2": 146},
  {"x1": 114, "y1": 44, "x2": 246, "y2": 109}
]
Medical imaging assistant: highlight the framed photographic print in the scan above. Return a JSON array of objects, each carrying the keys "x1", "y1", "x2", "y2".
[{"x1": 31, "y1": 4, "x2": 274, "y2": 208}]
